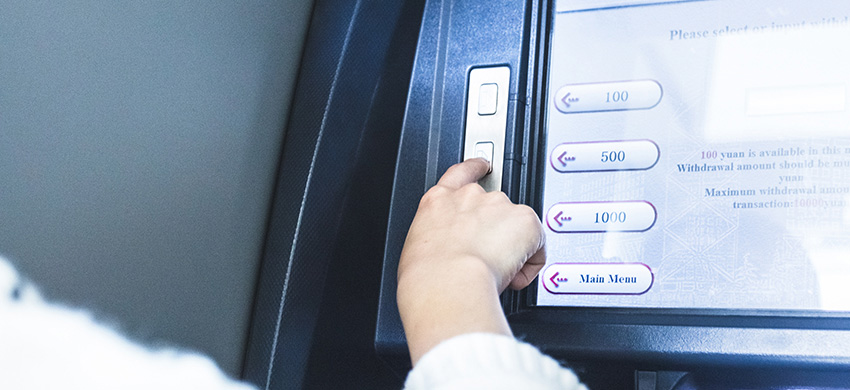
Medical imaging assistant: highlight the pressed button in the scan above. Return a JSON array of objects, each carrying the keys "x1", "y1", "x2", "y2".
[
  {"x1": 553, "y1": 79, "x2": 662, "y2": 114},
  {"x1": 546, "y1": 201, "x2": 656, "y2": 233},
  {"x1": 473, "y1": 141, "x2": 494, "y2": 173},
  {"x1": 541, "y1": 263, "x2": 654, "y2": 294}
]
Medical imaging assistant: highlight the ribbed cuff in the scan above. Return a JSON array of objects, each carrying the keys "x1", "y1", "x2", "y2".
[{"x1": 404, "y1": 333, "x2": 587, "y2": 390}]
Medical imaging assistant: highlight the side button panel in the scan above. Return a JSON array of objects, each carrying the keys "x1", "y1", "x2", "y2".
[{"x1": 464, "y1": 66, "x2": 510, "y2": 192}]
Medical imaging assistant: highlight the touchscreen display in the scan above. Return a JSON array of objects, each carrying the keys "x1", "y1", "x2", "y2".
[{"x1": 538, "y1": 0, "x2": 850, "y2": 310}]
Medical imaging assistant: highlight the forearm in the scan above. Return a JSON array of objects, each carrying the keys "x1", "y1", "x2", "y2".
[
  {"x1": 398, "y1": 257, "x2": 511, "y2": 365},
  {"x1": 396, "y1": 159, "x2": 545, "y2": 365}
]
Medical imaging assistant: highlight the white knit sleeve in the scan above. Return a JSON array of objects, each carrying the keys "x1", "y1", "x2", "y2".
[
  {"x1": 404, "y1": 333, "x2": 588, "y2": 390},
  {"x1": 0, "y1": 256, "x2": 257, "y2": 390}
]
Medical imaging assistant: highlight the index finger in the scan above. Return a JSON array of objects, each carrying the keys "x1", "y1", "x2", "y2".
[{"x1": 436, "y1": 158, "x2": 490, "y2": 190}]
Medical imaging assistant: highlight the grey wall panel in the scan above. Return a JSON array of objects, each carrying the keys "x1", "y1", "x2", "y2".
[{"x1": 0, "y1": 0, "x2": 313, "y2": 375}]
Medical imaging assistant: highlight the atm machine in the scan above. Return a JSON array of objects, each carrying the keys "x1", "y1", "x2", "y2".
[
  {"x1": 375, "y1": 0, "x2": 850, "y2": 388},
  {"x1": 5, "y1": 0, "x2": 847, "y2": 388}
]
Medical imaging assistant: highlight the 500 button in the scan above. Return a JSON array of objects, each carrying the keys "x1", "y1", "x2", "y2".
[
  {"x1": 542, "y1": 263, "x2": 654, "y2": 294},
  {"x1": 546, "y1": 201, "x2": 656, "y2": 233},
  {"x1": 550, "y1": 139, "x2": 660, "y2": 173}
]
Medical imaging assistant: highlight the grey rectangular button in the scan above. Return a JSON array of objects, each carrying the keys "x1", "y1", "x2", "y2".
[{"x1": 477, "y1": 83, "x2": 498, "y2": 115}]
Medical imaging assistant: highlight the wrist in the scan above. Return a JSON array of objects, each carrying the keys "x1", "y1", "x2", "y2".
[
  {"x1": 397, "y1": 255, "x2": 511, "y2": 365},
  {"x1": 398, "y1": 255, "x2": 495, "y2": 296}
]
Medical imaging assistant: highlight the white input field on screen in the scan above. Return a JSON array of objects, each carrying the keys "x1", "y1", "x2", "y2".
[{"x1": 746, "y1": 84, "x2": 847, "y2": 117}]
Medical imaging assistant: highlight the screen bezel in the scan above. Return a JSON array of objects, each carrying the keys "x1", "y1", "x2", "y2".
[{"x1": 516, "y1": 0, "x2": 850, "y2": 325}]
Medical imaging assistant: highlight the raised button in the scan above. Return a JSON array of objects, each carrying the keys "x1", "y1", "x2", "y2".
[
  {"x1": 542, "y1": 263, "x2": 654, "y2": 294},
  {"x1": 546, "y1": 201, "x2": 656, "y2": 233},
  {"x1": 478, "y1": 83, "x2": 498, "y2": 115},
  {"x1": 550, "y1": 139, "x2": 660, "y2": 173}
]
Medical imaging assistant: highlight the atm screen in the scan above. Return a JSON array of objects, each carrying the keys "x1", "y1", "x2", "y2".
[{"x1": 537, "y1": 0, "x2": 850, "y2": 311}]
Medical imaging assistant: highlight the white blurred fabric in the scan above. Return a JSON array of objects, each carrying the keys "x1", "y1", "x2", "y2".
[
  {"x1": 0, "y1": 256, "x2": 257, "y2": 390},
  {"x1": 405, "y1": 333, "x2": 588, "y2": 390}
]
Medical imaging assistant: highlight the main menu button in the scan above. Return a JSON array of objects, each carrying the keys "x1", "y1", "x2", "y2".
[{"x1": 542, "y1": 263, "x2": 653, "y2": 294}]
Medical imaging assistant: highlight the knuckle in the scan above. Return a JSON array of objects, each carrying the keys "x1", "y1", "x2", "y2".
[
  {"x1": 517, "y1": 204, "x2": 538, "y2": 218},
  {"x1": 445, "y1": 160, "x2": 474, "y2": 178},
  {"x1": 517, "y1": 204, "x2": 543, "y2": 227},
  {"x1": 453, "y1": 183, "x2": 484, "y2": 201},
  {"x1": 484, "y1": 190, "x2": 510, "y2": 204},
  {"x1": 459, "y1": 182, "x2": 483, "y2": 194},
  {"x1": 419, "y1": 187, "x2": 446, "y2": 207},
  {"x1": 442, "y1": 163, "x2": 462, "y2": 177}
]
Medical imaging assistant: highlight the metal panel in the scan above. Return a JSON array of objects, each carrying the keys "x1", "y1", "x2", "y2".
[{"x1": 464, "y1": 66, "x2": 511, "y2": 192}]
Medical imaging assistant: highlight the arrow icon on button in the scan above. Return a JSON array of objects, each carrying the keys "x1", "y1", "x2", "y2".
[
  {"x1": 561, "y1": 92, "x2": 572, "y2": 108},
  {"x1": 549, "y1": 271, "x2": 569, "y2": 288},
  {"x1": 550, "y1": 272, "x2": 561, "y2": 288},
  {"x1": 557, "y1": 151, "x2": 575, "y2": 167},
  {"x1": 560, "y1": 92, "x2": 580, "y2": 109},
  {"x1": 553, "y1": 211, "x2": 572, "y2": 227}
]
